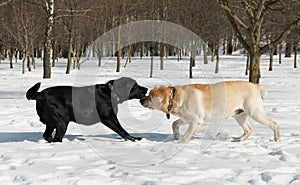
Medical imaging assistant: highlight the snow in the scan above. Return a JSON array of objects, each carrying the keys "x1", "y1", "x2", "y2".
[{"x1": 0, "y1": 54, "x2": 300, "y2": 185}]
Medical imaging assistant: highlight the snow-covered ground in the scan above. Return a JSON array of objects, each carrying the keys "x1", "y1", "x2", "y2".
[{"x1": 0, "y1": 54, "x2": 299, "y2": 185}]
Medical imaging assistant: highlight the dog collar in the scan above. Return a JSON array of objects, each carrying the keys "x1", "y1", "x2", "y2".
[{"x1": 166, "y1": 87, "x2": 175, "y2": 119}]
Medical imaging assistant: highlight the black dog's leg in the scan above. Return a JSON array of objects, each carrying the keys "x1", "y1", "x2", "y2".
[
  {"x1": 43, "y1": 125, "x2": 55, "y2": 142},
  {"x1": 101, "y1": 115, "x2": 142, "y2": 142},
  {"x1": 53, "y1": 122, "x2": 68, "y2": 142},
  {"x1": 124, "y1": 134, "x2": 142, "y2": 142}
]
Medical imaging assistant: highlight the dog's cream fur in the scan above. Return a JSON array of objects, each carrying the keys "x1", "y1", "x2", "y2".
[{"x1": 141, "y1": 81, "x2": 280, "y2": 144}]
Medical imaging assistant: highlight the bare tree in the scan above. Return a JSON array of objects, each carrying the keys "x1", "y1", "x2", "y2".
[
  {"x1": 201, "y1": 1, "x2": 227, "y2": 73},
  {"x1": 291, "y1": 28, "x2": 300, "y2": 68},
  {"x1": 1, "y1": 1, "x2": 44, "y2": 73},
  {"x1": 217, "y1": 0, "x2": 300, "y2": 83},
  {"x1": 112, "y1": 0, "x2": 143, "y2": 72},
  {"x1": 40, "y1": 0, "x2": 54, "y2": 78}
]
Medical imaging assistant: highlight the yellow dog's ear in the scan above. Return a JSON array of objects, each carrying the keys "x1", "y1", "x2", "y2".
[{"x1": 160, "y1": 100, "x2": 169, "y2": 113}]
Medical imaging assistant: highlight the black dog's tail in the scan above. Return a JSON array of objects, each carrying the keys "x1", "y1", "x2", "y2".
[{"x1": 26, "y1": 82, "x2": 41, "y2": 100}]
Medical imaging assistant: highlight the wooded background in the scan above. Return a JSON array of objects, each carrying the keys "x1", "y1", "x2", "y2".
[{"x1": 0, "y1": 0, "x2": 299, "y2": 83}]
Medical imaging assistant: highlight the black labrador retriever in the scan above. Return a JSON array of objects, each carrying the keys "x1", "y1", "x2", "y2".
[{"x1": 26, "y1": 77, "x2": 148, "y2": 142}]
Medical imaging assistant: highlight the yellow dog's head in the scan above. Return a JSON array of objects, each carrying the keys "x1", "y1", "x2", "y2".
[{"x1": 140, "y1": 85, "x2": 172, "y2": 113}]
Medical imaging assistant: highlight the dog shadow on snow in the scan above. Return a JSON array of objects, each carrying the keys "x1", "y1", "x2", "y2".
[
  {"x1": 0, "y1": 132, "x2": 172, "y2": 143},
  {"x1": 0, "y1": 132, "x2": 80, "y2": 143},
  {"x1": 89, "y1": 133, "x2": 173, "y2": 142}
]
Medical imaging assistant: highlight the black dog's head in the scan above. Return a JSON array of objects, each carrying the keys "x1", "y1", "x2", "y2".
[{"x1": 106, "y1": 77, "x2": 148, "y2": 103}]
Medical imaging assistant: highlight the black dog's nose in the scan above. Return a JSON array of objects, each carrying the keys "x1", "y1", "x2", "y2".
[
  {"x1": 143, "y1": 87, "x2": 148, "y2": 94},
  {"x1": 140, "y1": 96, "x2": 147, "y2": 105}
]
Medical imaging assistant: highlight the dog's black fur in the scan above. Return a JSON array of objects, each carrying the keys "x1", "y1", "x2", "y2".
[{"x1": 26, "y1": 77, "x2": 148, "y2": 143}]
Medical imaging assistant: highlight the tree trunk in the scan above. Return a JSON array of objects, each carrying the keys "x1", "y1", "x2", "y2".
[
  {"x1": 233, "y1": 37, "x2": 239, "y2": 52},
  {"x1": 223, "y1": 38, "x2": 226, "y2": 54},
  {"x1": 66, "y1": 36, "x2": 72, "y2": 74},
  {"x1": 8, "y1": 48, "x2": 13, "y2": 69},
  {"x1": 124, "y1": 46, "x2": 132, "y2": 68},
  {"x1": 140, "y1": 42, "x2": 144, "y2": 59},
  {"x1": 14, "y1": 50, "x2": 18, "y2": 63},
  {"x1": 52, "y1": 40, "x2": 57, "y2": 67},
  {"x1": 269, "y1": 48, "x2": 274, "y2": 71},
  {"x1": 19, "y1": 51, "x2": 23, "y2": 60},
  {"x1": 73, "y1": 51, "x2": 76, "y2": 70},
  {"x1": 165, "y1": 45, "x2": 168, "y2": 58},
  {"x1": 249, "y1": 54, "x2": 261, "y2": 84},
  {"x1": 189, "y1": 55, "x2": 193, "y2": 79},
  {"x1": 98, "y1": 40, "x2": 103, "y2": 67},
  {"x1": 121, "y1": 49, "x2": 125, "y2": 59},
  {"x1": 116, "y1": 16, "x2": 122, "y2": 73},
  {"x1": 159, "y1": 43, "x2": 164, "y2": 70},
  {"x1": 43, "y1": 0, "x2": 54, "y2": 79},
  {"x1": 294, "y1": 44, "x2": 298, "y2": 68},
  {"x1": 73, "y1": 39, "x2": 79, "y2": 70},
  {"x1": 285, "y1": 42, "x2": 292, "y2": 57},
  {"x1": 203, "y1": 43, "x2": 208, "y2": 64},
  {"x1": 150, "y1": 54, "x2": 153, "y2": 78},
  {"x1": 160, "y1": 50, "x2": 164, "y2": 70},
  {"x1": 75, "y1": 44, "x2": 82, "y2": 70},
  {"x1": 279, "y1": 44, "x2": 282, "y2": 64},
  {"x1": 27, "y1": 55, "x2": 31, "y2": 72},
  {"x1": 215, "y1": 45, "x2": 220, "y2": 73},
  {"x1": 192, "y1": 51, "x2": 196, "y2": 67},
  {"x1": 245, "y1": 53, "x2": 250, "y2": 75},
  {"x1": 22, "y1": 56, "x2": 25, "y2": 74},
  {"x1": 37, "y1": 47, "x2": 42, "y2": 59},
  {"x1": 180, "y1": 48, "x2": 182, "y2": 60},
  {"x1": 0, "y1": 46, "x2": 3, "y2": 64},
  {"x1": 31, "y1": 54, "x2": 36, "y2": 69},
  {"x1": 273, "y1": 46, "x2": 278, "y2": 55},
  {"x1": 227, "y1": 37, "x2": 233, "y2": 55},
  {"x1": 129, "y1": 45, "x2": 132, "y2": 63},
  {"x1": 124, "y1": 57, "x2": 129, "y2": 68},
  {"x1": 211, "y1": 44, "x2": 215, "y2": 62},
  {"x1": 98, "y1": 54, "x2": 102, "y2": 67}
]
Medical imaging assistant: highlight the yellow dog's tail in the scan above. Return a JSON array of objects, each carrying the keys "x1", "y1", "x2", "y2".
[{"x1": 256, "y1": 84, "x2": 268, "y2": 100}]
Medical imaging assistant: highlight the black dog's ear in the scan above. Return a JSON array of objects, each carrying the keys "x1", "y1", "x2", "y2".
[
  {"x1": 108, "y1": 83, "x2": 113, "y2": 90},
  {"x1": 106, "y1": 80, "x2": 114, "y2": 90}
]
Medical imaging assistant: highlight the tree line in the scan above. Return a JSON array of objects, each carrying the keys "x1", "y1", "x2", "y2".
[{"x1": 0, "y1": 0, "x2": 299, "y2": 83}]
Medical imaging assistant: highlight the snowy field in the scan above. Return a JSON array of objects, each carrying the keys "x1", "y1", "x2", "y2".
[{"x1": 0, "y1": 54, "x2": 300, "y2": 185}]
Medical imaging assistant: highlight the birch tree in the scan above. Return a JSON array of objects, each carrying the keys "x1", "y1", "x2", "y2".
[{"x1": 42, "y1": 0, "x2": 54, "y2": 78}]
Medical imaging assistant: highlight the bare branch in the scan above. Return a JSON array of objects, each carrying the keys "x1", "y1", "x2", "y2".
[
  {"x1": 0, "y1": 0, "x2": 12, "y2": 7},
  {"x1": 54, "y1": 14, "x2": 95, "y2": 21},
  {"x1": 225, "y1": 12, "x2": 251, "y2": 51},
  {"x1": 265, "y1": 0, "x2": 284, "y2": 7},
  {"x1": 260, "y1": 18, "x2": 300, "y2": 54},
  {"x1": 218, "y1": 0, "x2": 250, "y2": 30},
  {"x1": 241, "y1": 0, "x2": 254, "y2": 19},
  {"x1": 250, "y1": 0, "x2": 267, "y2": 37},
  {"x1": 265, "y1": 0, "x2": 286, "y2": 12}
]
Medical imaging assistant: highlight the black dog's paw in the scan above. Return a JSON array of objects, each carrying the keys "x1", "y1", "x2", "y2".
[
  {"x1": 124, "y1": 135, "x2": 142, "y2": 142},
  {"x1": 136, "y1": 137, "x2": 142, "y2": 141},
  {"x1": 43, "y1": 134, "x2": 53, "y2": 143},
  {"x1": 53, "y1": 138, "x2": 63, "y2": 142}
]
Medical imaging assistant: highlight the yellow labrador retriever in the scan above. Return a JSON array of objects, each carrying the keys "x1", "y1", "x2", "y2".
[{"x1": 140, "y1": 81, "x2": 280, "y2": 144}]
